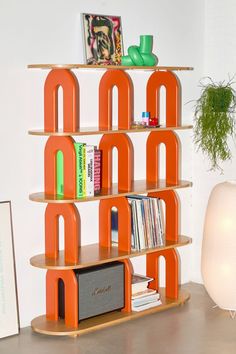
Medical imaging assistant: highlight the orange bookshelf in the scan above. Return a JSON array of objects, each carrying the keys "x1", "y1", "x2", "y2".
[{"x1": 29, "y1": 64, "x2": 192, "y2": 336}]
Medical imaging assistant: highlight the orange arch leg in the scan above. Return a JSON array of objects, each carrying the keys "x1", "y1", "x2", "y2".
[
  {"x1": 44, "y1": 69, "x2": 79, "y2": 132},
  {"x1": 45, "y1": 204, "x2": 80, "y2": 263},
  {"x1": 146, "y1": 249, "x2": 179, "y2": 299},
  {"x1": 146, "y1": 131, "x2": 179, "y2": 184},
  {"x1": 146, "y1": 71, "x2": 181, "y2": 127},
  {"x1": 120, "y1": 259, "x2": 133, "y2": 313},
  {"x1": 99, "y1": 70, "x2": 134, "y2": 130},
  {"x1": 99, "y1": 133, "x2": 134, "y2": 192},
  {"x1": 46, "y1": 270, "x2": 78, "y2": 328},
  {"x1": 99, "y1": 197, "x2": 131, "y2": 252},
  {"x1": 147, "y1": 190, "x2": 179, "y2": 242},
  {"x1": 44, "y1": 136, "x2": 76, "y2": 197}
]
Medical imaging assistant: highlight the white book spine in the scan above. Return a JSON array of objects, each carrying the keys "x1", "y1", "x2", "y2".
[{"x1": 85, "y1": 145, "x2": 94, "y2": 197}]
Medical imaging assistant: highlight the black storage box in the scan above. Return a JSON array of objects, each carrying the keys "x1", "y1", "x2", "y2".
[{"x1": 59, "y1": 262, "x2": 124, "y2": 321}]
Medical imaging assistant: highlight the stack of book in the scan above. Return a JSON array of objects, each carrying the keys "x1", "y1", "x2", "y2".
[
  {"x1": 132, "y1": 274, "x2": 161, "y2": 312},
  {"x1": 56, "y1": 143, "x2": 102, "y2": 197},
  {"x1": 127, "y1": 195, "x2": 164, "y2": 250}
]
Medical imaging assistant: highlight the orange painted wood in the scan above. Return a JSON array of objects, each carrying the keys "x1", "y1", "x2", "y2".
[
  {"x1": 44, "y1": 136, "x2": 76, "y2": 197},
  {"x1": 99, "y1": 133, "x2": 134, "y2": 192},
  {"x1": 99, "y1": 70, "x2": 133, "y2": 130},
  {"x1": 45, "y1": 204, "x2": 80, "y2": 263},
  {"x1": 99, "y1": 197, "x2": 131, "y2": 252},
  {"x1": 146, "y1": 248, "x2": 179, "y2": 299},
  {"x1": 146, "y1": 71, "x2": 181, "y2": 126},
  {"x1": 44, "y1": 69, "x2": 79, "y2": 132},
  {"x1": 146, "y1": 131, "x2": 179, "y2": 184},
  {"x1": 46, "y1": 269, "x2": 78, "y2": 328},
  {"x1": 120, "y1": 259, "x2": 133, "y2": 313},
  {"x1": 148, "y1": 190, "x2": 179, "y2": 242},
  {"x1": 28, "y1": 63, "x2": 193, "y2": 71}
]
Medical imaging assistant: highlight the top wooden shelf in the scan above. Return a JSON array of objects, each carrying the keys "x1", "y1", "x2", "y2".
[
  {"x1": 28, "y1": 124, "x2": 192, "y2": 136},
  {"x1": 27, "y1": 64, "x2": 193, "y2": 71}
]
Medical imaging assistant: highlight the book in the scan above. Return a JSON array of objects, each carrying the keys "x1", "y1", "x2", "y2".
[
  {"x1": 127, "y1": 198, "x2": 139, "y2": 250},
  {"x1": 111, "y1": 208, "x2": 135, "y2": 249},
  {"x1": 94, "y1": 149, "x2": 101, "y2": 195},
  {"x1": 85, "y1": 145, "x2": 95, "y2": 197},
  {"x1": 74, "y1": 142, "x2": 85, "y2": 198},
  {"x1": 132, "y1": 273, "x2": 153, "y2": 294},
  {"x1": 132, "y1": 299, "x2": 162, "y2": 312},
  {"x1": 82, "y1": 144, "x2": 86, "y2": 196},
  {"x1": 157, "y1": 198, "x2": 164, "y2": 245},
  {"x1": 131, "y1": 288, "x2": 157, "y2": 300},
  {"x1": 56, "y1": 150, "x2": 64, "y2": 196},
  {"x1": 132, "y1": 293, "x2": 160, "y2": 307},
  {"x1": 127, "y1": 197, "x2": 146, "y2": 250}
]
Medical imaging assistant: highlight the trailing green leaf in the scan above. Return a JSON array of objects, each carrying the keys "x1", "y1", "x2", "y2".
[{"x1": 193, "y1": 78, "x2": 236, "y2": 171}]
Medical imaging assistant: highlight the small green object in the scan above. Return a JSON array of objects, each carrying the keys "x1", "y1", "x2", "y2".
[
  {"x1": 139, "y1": 35, "x2": 153, "y2": 54},
  {"x1": 121, "y1": 55, "x2": 133, "y2": 66},
  {"x1": 193, "y1": 78, "x2": 236, "y2": 171},
  {"x1": 121, "y1": 35, "x2": 158, "y2": 67},
  {"x1": 128, "y1": 46, "x2": 144, "y2": 66},
  {"x1": 56, "y1": 150, "x2": 64, "y2": 196}
]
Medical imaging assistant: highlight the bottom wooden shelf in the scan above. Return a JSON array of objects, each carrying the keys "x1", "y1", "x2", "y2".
[{"x1": 31, "y1": 288, "x2": 190, "y2": 336}]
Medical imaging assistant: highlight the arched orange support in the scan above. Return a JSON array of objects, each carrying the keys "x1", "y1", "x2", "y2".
[
  {"x1": 99, "y1": 197, "x2": 131, "y2": 252},
  {"x1": 146, "y1": 131, "x2": 179, "y2": 184},
  {"x1": 46, "y1": 269, "x2": 78, "y2": 328},
  {"x1": 146, "y1": 71, "x2": 181, "y2": 126},
  {"x1": 147, "y1": 190, "x2": 179, "y2": 242},
  {"x1": 45, "y1": 204, "x2": 80, "y2": 263},
  {"x1": 99, "y1": 133, "x2": 134, "y2": 192},
  {"x1": 45, "y1": 136, "x2": 76, "y2": 197},
  {"x1": 146, "y1": 249, "x2": 179, "y2": 299},
  {"x1": 120, "y1": 258, "x2": 133, "y2": 313},
  {"x1": 99, "y1": 70, "x2": 134, "y2": 130},
  {"x1": 44, "y1": 69, "x2": 79, "y2": 132}
]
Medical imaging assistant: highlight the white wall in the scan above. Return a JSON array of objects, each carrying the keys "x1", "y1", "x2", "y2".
[
  {"x1": 192, "y1": 0, "x2": 236, "y2": 282},
  {"x1": 0, "y1": 0, "x2": 204, "y2": 327}
]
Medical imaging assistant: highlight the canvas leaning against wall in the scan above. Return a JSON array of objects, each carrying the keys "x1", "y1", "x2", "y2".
[
  {"x1": 0, "y1": 201, "x2": 19, "y2": 338},
  {"x1": 82, "y1": 13, "x2": 123, "y2": 65}
]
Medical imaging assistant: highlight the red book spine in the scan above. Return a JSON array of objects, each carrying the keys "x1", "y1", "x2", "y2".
[{"x1": 94, "y1": 149, "x2": 102, "y2": 195}]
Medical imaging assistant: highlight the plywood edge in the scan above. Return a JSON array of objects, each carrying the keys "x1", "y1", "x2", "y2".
[
  {"x1": 29, "y1": 236, "x2": 192, "y2": 270},
  {"x1": 31, "y1": 288, "x2": 190, "y2": 336},
  {"x1": 27, "y1": 64, "x2": 194, "y2": 71},
  {"x1": 28, "y1": 125, "x2": 193, "y2": 136},
  {"x1": 29, "y1": 180, "x2": 193, "y2": 203}
]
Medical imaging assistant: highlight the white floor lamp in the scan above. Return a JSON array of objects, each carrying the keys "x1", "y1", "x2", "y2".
[{"x1": 201, "y1": 181, "x2": 236, "y2": 318}]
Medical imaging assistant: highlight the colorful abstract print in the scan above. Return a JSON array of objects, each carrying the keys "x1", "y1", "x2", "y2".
[{"x1": 83, "y1": 14, "x2": 123, "y2": 65}]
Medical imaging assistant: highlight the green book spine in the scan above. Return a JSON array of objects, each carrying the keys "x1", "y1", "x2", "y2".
[
  {"x1": 56, "y1": 150, "x2": 64, "y2": 196},
  {"x1": 82, "y1": 144, "x2": 86, "y2": 197},
  {"x1": 74, "y1": 143, "x2": 84, "y2": 198}
]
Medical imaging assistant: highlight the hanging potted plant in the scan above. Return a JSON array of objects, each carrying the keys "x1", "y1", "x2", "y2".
[{"x1": 193, "y1": 78, "x2": 236, "y2": 171}]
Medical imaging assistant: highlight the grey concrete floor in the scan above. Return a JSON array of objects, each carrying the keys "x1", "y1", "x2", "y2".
[{"x1": 0, "y1": 282, "x2": 236, "y2": 354}]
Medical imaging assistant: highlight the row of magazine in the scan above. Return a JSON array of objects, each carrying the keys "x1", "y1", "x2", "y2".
[
  {"x1": 112, "y1": 195, "x2": 164, "y2": 251},
  {"x1": 57, "y1": 143, "x2": 102, "y2": 197}
]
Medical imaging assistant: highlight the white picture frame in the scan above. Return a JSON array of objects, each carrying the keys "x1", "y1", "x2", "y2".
[{"x1": 0, "y1": 201, "x2": 19, "y2": 338}]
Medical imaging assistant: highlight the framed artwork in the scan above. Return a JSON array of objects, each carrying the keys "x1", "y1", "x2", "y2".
[
  {"x1": 82, "y1": 13, "x2": 124, "y2": 65},
  {"x1": 0, "y1": 201, "x2": 19, "y2": 338}
]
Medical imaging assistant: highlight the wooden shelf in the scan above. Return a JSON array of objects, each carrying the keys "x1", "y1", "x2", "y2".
[
  {"x1": 28, "y1": 124, "x2": 192, "y2": 137},
  {"x1": 31, "y1": 287, "x2": 190, "y2": 336},
  {"x1": 27, "y1": 64, "x2": 193, "y2": 71},
  {"x1": 29, "y1": 179, "x2": 192, "y2": 203},
  {"x1": 30, "y1": 235, "x2": 191, "y2": 270}
]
